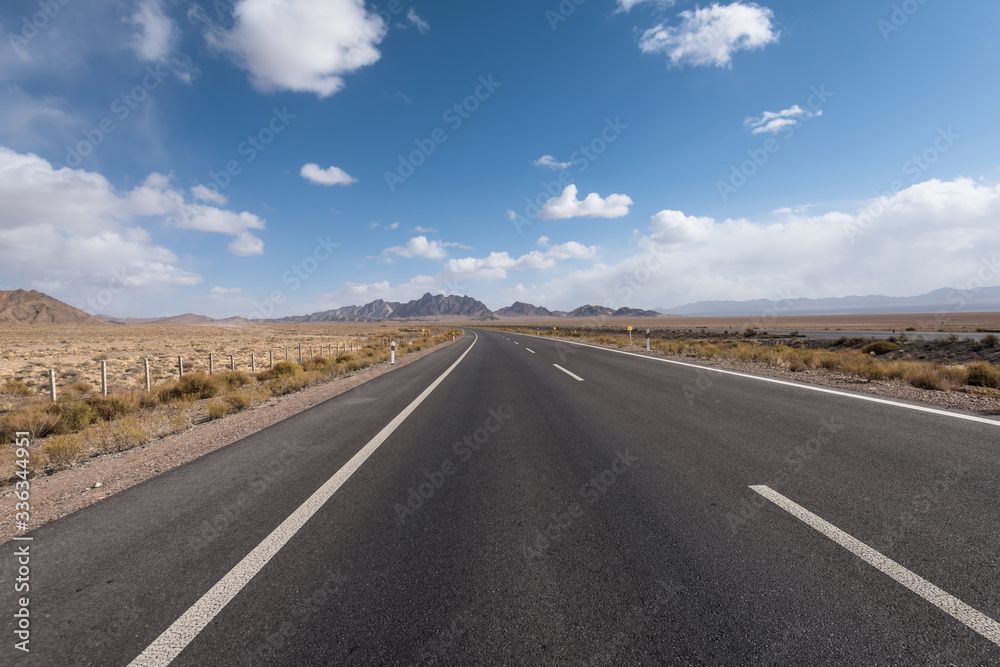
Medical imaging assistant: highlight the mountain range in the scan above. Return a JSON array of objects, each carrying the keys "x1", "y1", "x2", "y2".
[
  {"x1": 659, "y1": 287, "x2": 1000, "y2": 317},
  {"x1": 2, "y1": 287, "x2": 998, "y2": 325}
]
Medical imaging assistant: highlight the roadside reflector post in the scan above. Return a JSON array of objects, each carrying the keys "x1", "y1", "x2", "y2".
[
  {"x1": 101, "y1": 361, "x2": 107, "y2": 397},
  {"x1": 144, "y1": 358, "x2": 150, "y2": 392},
  {"x1": 628, "y1": 325, "x2": 633, "y2": 345},
  {"x1": 646, "y1": 329, "x2": 651, "y2": 352},
  {"x1": 391, "y1": 341, "x2": 396, "y2": 365},
  {"x1": 209, "y1": 353, "x2": 214, "y2": 375},
  {"x1": 49, "y1": 369, "x2": 56, "y2": 402}
]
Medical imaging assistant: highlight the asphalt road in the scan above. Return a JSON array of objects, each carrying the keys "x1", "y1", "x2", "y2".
[{"x1": 4, "y1": 330, "x2": 1000, "y2": 665}]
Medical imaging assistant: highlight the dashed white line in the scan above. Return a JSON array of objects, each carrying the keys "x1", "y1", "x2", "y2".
[
  {"x1": 553, "y1": 364, "x2": 584, "y2": 382},
  {"x1": 525, "y1": 348, "x2": 535, "y2": 354},
  {"x1": 128, "y1": 334, "x2": 479, "y2": 667},
  {"x1": 505, "y1": 333, "x2": 1000, "y2": 428},
  {"x1": 750, "y1": 485, "x2": 1000, "y2": 649}
]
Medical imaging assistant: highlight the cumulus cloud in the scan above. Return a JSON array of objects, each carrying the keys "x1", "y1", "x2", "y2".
[
  {"x1": 383, "y1": 236, "x2": 470, "y2": 260},
  {"x1": 744, "y1": 105, "x2": 821, "y2": 135},
  {"x1": 0, "y1": 147, "x2": 269, "y2": 309},
  {"x1": 504, "y1": 176, "x2": 1000, "y2": 311},
  {"x1": 413, "y1": 225, "x2": 438, "y2": 233},
  {"x1": 128, "y1": 0, "x2": 178, "y2": 62},
  {"x1": 539, "y1": 184, "x2": 633, "y2": 220},
  {"x1": 210, "y1": 286, "x2": 244, "y2": 295},
  {"x1": 533, "y1": 155, "x2": 572, "y2": 170},
  {"x1": 639, "y1": 2, "x2": 779, "y2": 68},
  {"x1": 616, "y1": 0, "x2": 675, "y2": 12},
  {"x1": 207, "y1": 0, "x2": 387, "y2": 97},
  {"x1": 406, "y1": 8, "x2": 430, "y2": 34},
  {"x1": 300, "y1": 163, "x2": 357, "y2": 186},
  {"x1": 191, "y1": 184, "x2": 228, "y2": 205},
  {"x1": 442, "y1": 242, "x2": 598, "y2": 280}
]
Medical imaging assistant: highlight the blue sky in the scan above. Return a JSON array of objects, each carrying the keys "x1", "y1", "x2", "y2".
[{"x1": 1, "y1": 0, "x2": 998, "y2": 317}]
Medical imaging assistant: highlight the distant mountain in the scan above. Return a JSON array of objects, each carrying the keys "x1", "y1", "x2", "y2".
[
  {"x1": 612, "y1": 307, "x2": 661, "y2": 318},
  {"x1": 99, "y1": 314, "x2": 251, "y2": 326},
  {"x1": 279, "y1": 293, "x2": 497, "y2": 323},
  {"x1": 495, "y1": 302, "x2": 554, "y2": 318},
  {"x1": 664, "y1": 287, "x2": 1000, "y2": 317},
  {"x1": 568, "y1": 304, "x2": 615, "y2": 318},
  {"x1": 0, "y1": 289, "x2": 107, "y2": 325}
]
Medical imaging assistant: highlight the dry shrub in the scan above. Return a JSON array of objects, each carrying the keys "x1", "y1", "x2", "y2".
[
  {"x1": 91, "y1": 416, "x2": 150, "y2": 454},
  {"x1": 43, "y1": 433, "x2": 86, "y2": 470},
  {"x1": 48, "y1": 399, "x2": 96, "y2": 434},
  {"x1": 255, "y1": 361, "x2": 302, "y2": 381},
  {"x1": 862, "y1": 341, "x2": 900, "y2": 356},
  {"x1": 0, "y1": 402, "x2": 61, "y2": 440},
  {"x1": 965, "y1": 361, "x2": 1000, "y2": 388},
  {"x1": 225, "y1": 385, "x2": 269, "y2": 411},
  {"x1": 267, "y1": 373, "x2": 309, "y2": 396},
  {"x1": 165, "y1": 371, "x2": 222, "y2": 401},
  {"x1": 2, "y1": 379, "x2": 35, "y2": 397},
  {"x1": 65, "y1": 382, "x2": 95, "y2": 397},
  {"x1": 788, "y1": 357, "x2": 807, "y2": 373},
  {"x1": 303, "y1": 356, "x2": 333, "y2": 372},
  {"x1": 206, "y1": 400, "x2": 232, "y2": 420},
  {"x1": 907, "y1": 367, "x2": 947, "y2": 391},
  {"x1": 216, "y1": 370, "x2": 253, "y2": 390},
  {"x1": 88, "y1": 391, "x2": 141, "y2": 421},
  {"x1": 335, "y1": 354, "x2": 353, "y2": 364}
]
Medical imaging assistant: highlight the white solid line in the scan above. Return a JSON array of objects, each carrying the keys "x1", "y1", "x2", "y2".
[
  {"x1": 750, "y1": 485, "x2": 1000, "y2": 648},
  {"x1": 525, "y1": 348, "x2": 535, "y2": 354},
  {"x1": 506, "y1": 333, "x2": 1000, "y2": 428},
  {"x1": 129, "y1": 334, "x2": 479, "y2": 667},
  {"x1": 553, "y1": 364, "x2": 584, "y2": 382},
  {"x1": 514, "y1": 341, "x2": 519, "y2": 345}
]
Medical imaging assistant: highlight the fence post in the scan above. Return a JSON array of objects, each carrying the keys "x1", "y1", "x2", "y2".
[
  {"x1": 209, "y1": 353, "x2": 214, "y2": 375},
  {"x1": 285, "y1": 347, "x2": 288, "y2": 362},
  {"x1": 230, "y1": 354, "x2": 235, "y2": 371},
  {"x1": 144, "y1": 358, "x2": 150, "y2": 392},
  {"x1": 101, "y1": 361, "x2": 107, "y2": 397},
  {"x1": 49, "y1": 369, "x2": 56, "y2": 402},
  {"x1": 251, "y1": 353, "x2": 256, "y2": 373},
  {"x1": 269, "y1": 349, "x2": 273, "y2": 368},
  {"x1": 298, "y1": 343, "x2": 302, "y2": 363},
  {"x1": 178, "y1": 355, "x2": 184, "y2": 379}
]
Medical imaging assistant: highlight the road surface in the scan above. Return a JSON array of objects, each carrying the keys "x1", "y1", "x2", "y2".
[{"x1": 4, "y1": 330, "x2": 999, "y2": 665}]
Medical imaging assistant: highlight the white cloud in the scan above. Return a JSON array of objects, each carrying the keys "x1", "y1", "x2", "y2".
[
  {"x1": 533, "y1": 155, "x2": 572, "y2": 170},
  {"x1": 207, "y1": 0, "x2": 387, "y2": 97},
  {"x1": 507, "y1": 176, "x2": 1000, "y2": 310},
  {"x1": 537, "y1": 236, "x2": 550, "y2": 247},
  {"x1": 0, "y1": 147, "x2": 211, "y2": 307},
  {"x1": 300, "y1": 162, "x2": 357, "y2": 186},
  {"x1": 227, "y1": 232, "x2": 265, "y2": 256},
  {"x1": 128, "y1": 0, "x2": 178, "y2": 62},
  {"x1": 442, "y1": 242, "x2": 598, "y2": 280},
  {"x1": 639, "y1": 2, "x2": 779, "y2": 68},
  {"x1": 383, "y1": 236, "x2": 470, "y2": 260},
  {"x1": 413, "y1": 225, "x2": 438, "y2": 233},
  {"x1": 388, "y1": 222, "x2": 400, "y2": 230},
  {"x1": 407, "y1": 8, "x2": 430, "y2": 34},
  {"x1": 539, "y1": 184, "x2": 633, "y2": 220},
  {"x1": 369, "y1": 222, "x2": 381, "y2": 229},
  {"x1": 616, "y1": 0, "x2": 675, "y2": 12},
  {"x1": 210, "y1": 286, "x2": 244, "y2": 295},
  {"x1": 744, "y1": 105, "x2": 821, "y2": 135},
  {"x1": 191, "y1": 184, "x2": 227, "y2": 205}
]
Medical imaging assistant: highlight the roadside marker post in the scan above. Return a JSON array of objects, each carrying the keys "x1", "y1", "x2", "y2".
[
  {"x1": 628, "y1": 325, "x2": 633, "y2": 345},
  {"x1": 49, "y1": 369, "x2": 56, "y2": 402},
  {"x1": 391, "y1": 341, "x2": 396, "y2": 365},
  {"x1": 101, "y1": 361, "x2": 107, "y2": 397},
  {"x1": 144, "y1": 359, "x2": 150, "y2": 392},
  {"x1": 178, "y1": 356, "x2": 183, "y2": 379},
  {"x1": 646, "y1": 329, "x2": 651, "y2": 352},
  {"x1": 209, "y1": 353, "x2": 214, "y2": 375}
]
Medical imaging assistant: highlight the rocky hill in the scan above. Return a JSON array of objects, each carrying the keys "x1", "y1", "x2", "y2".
[
  {"x1": 495, "y1": 302, "x2": 555, "y2": 318},
  {"x1": 0, "y1": 289, "x2": 107, "y2": 325}
]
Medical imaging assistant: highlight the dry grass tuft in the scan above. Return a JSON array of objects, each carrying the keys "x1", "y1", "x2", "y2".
[{"x1": 43, "y1": 433, "x2": 86, "y2": 471}]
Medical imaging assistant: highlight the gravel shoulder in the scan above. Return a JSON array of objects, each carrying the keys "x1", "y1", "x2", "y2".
[{"x1": 0, "y1": 338, "x2": 459, "y2": 545}]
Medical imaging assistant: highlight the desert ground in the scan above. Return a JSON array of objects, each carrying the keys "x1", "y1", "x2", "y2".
[{"x1": 0, "y1": 322, "x2": 436, "y2": 395}]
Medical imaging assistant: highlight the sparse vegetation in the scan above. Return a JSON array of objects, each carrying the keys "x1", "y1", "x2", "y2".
[{"x1": 862, "y1": 340, "x2": 900, "y2": 356}]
